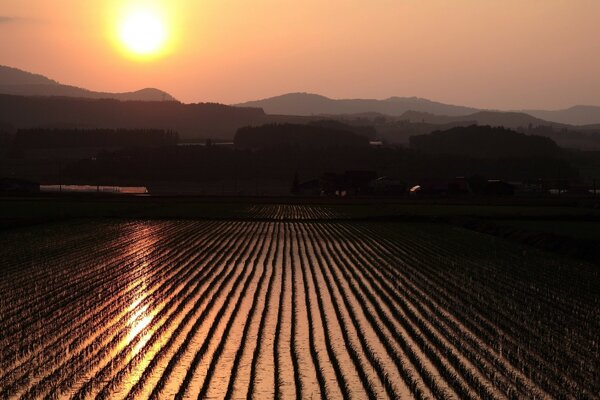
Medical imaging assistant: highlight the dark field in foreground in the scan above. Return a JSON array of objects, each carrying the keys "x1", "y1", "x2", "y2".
[{"x1": 1, "y1": 209, "x2": 598, "y2": 399}]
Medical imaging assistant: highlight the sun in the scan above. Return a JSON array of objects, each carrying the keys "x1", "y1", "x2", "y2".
[{"x1": 118, "y1": 8, "x2": 168, "y2": 57}]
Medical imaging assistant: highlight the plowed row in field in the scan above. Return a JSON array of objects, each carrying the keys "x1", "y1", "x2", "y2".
[
  {"x1": 244, "y1": 204, "x2": 340, "y2": 220},
  {"x1": 0, "y1": 219, "x2": 597, "y2": 399}
]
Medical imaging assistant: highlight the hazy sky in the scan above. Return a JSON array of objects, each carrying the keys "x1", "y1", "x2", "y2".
[{"x1": 0, "y1": 0, "x2": 599, "y2": 109}]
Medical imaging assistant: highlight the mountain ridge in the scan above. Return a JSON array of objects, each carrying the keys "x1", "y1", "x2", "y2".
[
  {"x1": 523, "y1": 105, "x2": 600, "y2": 126},
  {"x1": 0, "y1": 65, "x2": 177, "y2": 102},
  {"x1": 238, "y1": 92, "x2": 600, "y2": 126},
  {"x1": 235, "y1": 92, "x2": 479, "y2": 117},
  {"x1": 4, "y1": 65, "x2": 600, "y2": 125},
  {"x1": 399, "y1": 110, "x2": 568, "y2": 129}
]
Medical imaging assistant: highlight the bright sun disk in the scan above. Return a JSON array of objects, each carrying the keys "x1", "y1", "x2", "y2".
[{"x1": 119, "y1": 9, "x2": 167, "y2": 56}]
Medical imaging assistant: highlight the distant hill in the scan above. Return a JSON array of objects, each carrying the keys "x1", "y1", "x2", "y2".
[
  {"x1": 524, "y1": 106, "x2": 600, "y2": 126},
  {"x1": 410, "y1": 125, "x2": 562, "y2": 158},
  {"x1": 0, "y1": 94, "x2": 265, "y2": 140},
  {"x1": 0, "y1": 65, "x2": 177, "y2": 102},
  {"x1": 238, "y1": 92, "x2": 600, "y2": 126},
  {"x1": 399, "y1": 110, "x2": 565, "y2": 129},
  {"x1": 236, "y1": 93, "x2": 479, "y2": 117}
]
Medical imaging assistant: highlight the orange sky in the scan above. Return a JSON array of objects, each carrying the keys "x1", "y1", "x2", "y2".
[{"x1": 1, "y1": 0, "x2": 599, "y2": 109}]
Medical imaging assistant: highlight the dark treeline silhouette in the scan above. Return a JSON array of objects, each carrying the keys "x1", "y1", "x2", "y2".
[
  {"x1": 308, "y1": 120, "x2": 377, "y2": 139},
  {"x1": 335, "y1": 112, "x2": 600, "y2": 150},
  {"x1": 234, "y1": 123, "x2": 370, "y2": 149},
  {"x1": 14, "y1": 128, "x2": 178, "y2": 149},
  {"x1": 410, "y1": 125, "x2": 562, "y2": 158},
  {"x1": 62, "y1": 143, "x2": 579, "y2": 186},
  {"x1": 3, "y1": 91, "x2": 600, "y2": 149},
  {"x1": 0, "y1": 121, "x2": 13, "y2": 157},
  {"x1": 0, "y1": 94, "x2": 265, "y2": 140},
  {"x1": 519, "y1": 125, "x2": 600, "y2": 150}
]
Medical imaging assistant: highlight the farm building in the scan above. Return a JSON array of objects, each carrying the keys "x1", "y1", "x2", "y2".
[
  {"x1": 321, "y1": 170, "x2": 377, "y2": 196},
  {"x1": 369, "y1": 176, "x2": 406, "y2": 195},
  {"x1": 410, "y1": 177, "x2": 471, "y2": 196}
]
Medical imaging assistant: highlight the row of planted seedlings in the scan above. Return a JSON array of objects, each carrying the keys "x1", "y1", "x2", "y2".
[
  {"x1": 350, "y1": 222, "x2": 554, "y2": 399},
  {"x1": 0, "y1": 221, "x2": 190, "y2": 371},
  {"x1": 72, "y1": 220, "x2": 259, "y2": 400},
  {"x1": 312, "y1": 224, "x2": 434, "y2": 400},
  {"x1": 273, "y1": 223, "x2": 295, "y2": 400},
  {"x1": 413, "y1": 223, "x2": 598, "y2": 344},
  {"x1": 309, "y1": 222, "x2": 410, "y2": 399},
  {"x1": 311, "y1": 222, "x2": 481, "y2": 400},
  {"x1": 305, "y1": 222, "x2": 445, "y2": 400},
  {"x1": 0, "y1": 220, "x2": 213, "y2": 397},
  {"x1": 384, "y1": 223, "x2": 596, "y2": 396},
  {"x1": 295, "y1": 223, "x2": 355, "y2": 400},
  {"x1": 298, "y1": 222, "x2": 393, "y2": 400},
  {"x1": 245, "y1": 204, "x2": 338, "y2": 220},
  {"x1": 4, "y1": 222, "x2": 178, "y2": 400},
  {"x1": 191, "y1": 222, "x2": 275, "y2": 400},
  {"x1": 241, "y1": 224, "x2": 281, "y2": 400},
  {"x1": 329, "y1": 222, "x2": 527, "y2": 400},
  {"x1": 0, "y1": 221, "x2": 159, "y2": 340},
  {"x1": 288, "y1": 223, "x2": 305, "y2": 400},
  {"x1": 336, "y1": 222, "x2": 543, "y2": 400},
  {"x1": 34, "y1": 220, "x2": 248, "y2": 398},
  {"x1": 414, "y1": 224, "x2": 599, "y2": 353},
  {"x1": 0, "y1": 221, "x2": 192, "y2": 396},
  {"x1": 222, "y1": 224, "x2": 281, "y2": 400},
  {"x1": 0, "y1": 220, "x2": 133, "y2": 287},
  {"x1": 303, "y1": 222, "x2": 421, "y2": 400},
  {"x1": 92, "y1": 221, "x2": 268, "y2": 400},
  {"x1": 0, "y1": 221, "x2": 179, "y2": 347},
  {"x1": 357, "y1": 223, "x2": 563, "y2": 388},
  {"x1": 173, "y1": 223, "x2": 273, "y2": 399},
  {"x1": 361, "y1": 222, "x2": 594, "y2": 399},
  {"x1": 128, "y1": 221, "x2": 268, "y2": 400},
  {"x1": 0, "y1": 220, "x2": 155, "y2": 313},
  {"x1": 292, "y1": 223, "x2": 332, "y2": 400},
  {"x1": 369, "y1": 222, "x2": 597, "y2": 398},
  {"x1": 16, "y1": 220, "x2": 239, "y2": 400},
  {"x1": 437, "y1": 228, "x2": 600, "y2": 376}
]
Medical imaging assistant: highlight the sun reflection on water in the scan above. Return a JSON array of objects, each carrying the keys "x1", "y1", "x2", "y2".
[{"x1": 128, "y1": 308, "x2": 152, "y2": 340}]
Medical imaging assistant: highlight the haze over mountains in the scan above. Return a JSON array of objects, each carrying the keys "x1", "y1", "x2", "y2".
[
  {"x1": 2, "y1": 65, "x2": 600, "y2": 126},
  {"x1": 0, "y1": 65, "x2": 176, "y2": 102},
  {"x1": 236, "y1": 93, "x2": 480, "y2": 117},
  {"x1": 237, "y1": 92, "x2": 600, "y2": 127},
  {"x1": 1, "y1": 65, "x2": 600, "y2": 148},
  {"x1": 524, "y1": 106, "x2": 600, "y2": 127},
  {"x1": 398, "y1": 110, "x2": 562, "y2": 130}
]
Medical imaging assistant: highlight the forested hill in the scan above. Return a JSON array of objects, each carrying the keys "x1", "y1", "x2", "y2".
[
  {"x1": 0, "y1": 94, "x2": 266, "y2": 140},
  {"x1": 235, "y1": 123, "x2": 370, "y2": 149},
  {"x1": 410, "y1": 125, "x2": 562, "y2": 158}
]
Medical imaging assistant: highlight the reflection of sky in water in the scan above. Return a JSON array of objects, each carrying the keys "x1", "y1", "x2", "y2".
[
  {"x1": 128, "y1": 305, "x2": 152, "y2": 343},
  {"x1": 125, "y1": 230, "x2": 154, "y2": 355},
  {"x1": 40, "y1": 184, "x2": 148, "y2": 194}
]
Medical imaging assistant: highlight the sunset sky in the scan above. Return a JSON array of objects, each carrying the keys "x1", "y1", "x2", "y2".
[{"x1": 1, "y1": 0, "x2": 599, "y2": 109}]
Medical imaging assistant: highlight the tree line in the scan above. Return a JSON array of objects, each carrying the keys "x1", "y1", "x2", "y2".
[{"x1": 14, "y1": 128, "x2": 178, "y2": 149}]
